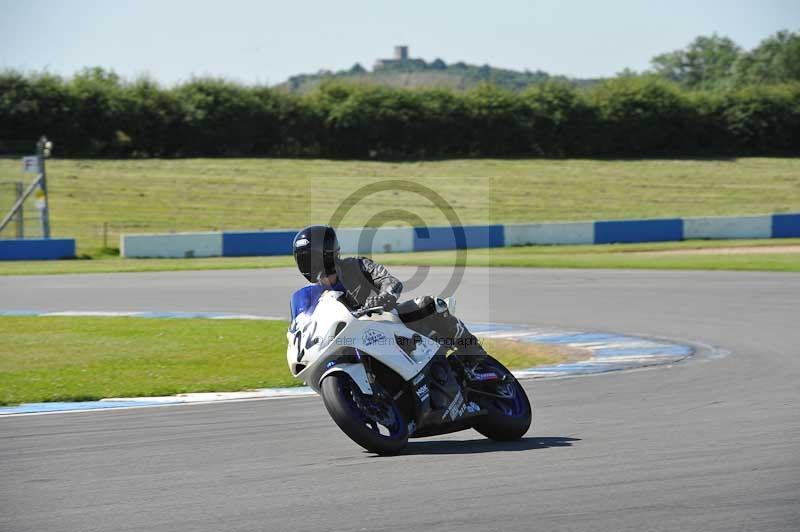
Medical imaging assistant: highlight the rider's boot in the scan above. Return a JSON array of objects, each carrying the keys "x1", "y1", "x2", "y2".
[
  {"x1": 397, "y1": 295, "x2": 490, "y2": 360},
  {"x1": 428, "y1": 300, "x2": 489, "y2": 361}
]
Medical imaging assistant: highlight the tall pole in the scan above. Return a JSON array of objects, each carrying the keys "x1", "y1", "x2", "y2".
[
  {"x1": 37, "y1": 136, "x2": 51, "y2": 238},
  {"x1": 15, "y1": 182, "x2": 23, "y2": 238}
]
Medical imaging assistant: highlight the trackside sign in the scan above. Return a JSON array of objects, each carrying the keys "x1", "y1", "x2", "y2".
[{"x1": 22, "y1": 156, "x2": 39, "y2": 173}]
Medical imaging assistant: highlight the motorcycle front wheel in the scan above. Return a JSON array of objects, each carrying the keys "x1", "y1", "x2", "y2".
[{"x1": 320, "y1": 372, "x2": 409, "y2": 455}]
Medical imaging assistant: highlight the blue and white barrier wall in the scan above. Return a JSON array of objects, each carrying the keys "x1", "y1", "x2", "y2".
[
  {"x1": 120, "y1": 212, "x2": 800, "y2": 258},
  {"x1": 337, "y1": 227, "x2": 414, "y2": 254},
  {"x1": 0, "y1": 238, "x2": 76, "y2": 260},
  {"x1": 121, "y1": 232, "x2": 222, "y2": 259}
]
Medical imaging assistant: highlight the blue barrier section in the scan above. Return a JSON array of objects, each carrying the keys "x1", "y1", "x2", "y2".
[
  {"x1": 413, "y1": 224, "x2": 504, "y2": 251},
  {"x1": 0, "y1": 238, "x2": 75, "y2": 260},
  {"x1": 772, "y1": 213, "x2": 800, "y2": 238},
  {"x1": 222, "y1": 231, "x2": 296, "y2": 257},
  {"x1": 594, "y1": 219, "x2": 683, "y2": 244}
]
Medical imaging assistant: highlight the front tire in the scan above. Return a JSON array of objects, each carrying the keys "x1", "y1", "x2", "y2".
[
  {"x1": 320, "y1": 372, "x2": 408, "y2": 455},
  {"x1": 471, "y1": 357, "x2": 532, "y2": 441}
]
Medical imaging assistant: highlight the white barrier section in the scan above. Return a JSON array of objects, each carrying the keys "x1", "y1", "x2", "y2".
[
  {"x1": 683, "y1": 215, "x2": 771, "y2": 240},
  {"x1": 336, "y1": 227, "x2": 414, "y2": 254},
  {"x1": 504, "y1": 222, "x2": 594, "y2": 245},
  {"x1": 121, "y1": 232, "x2": 223, "y2": 258}
]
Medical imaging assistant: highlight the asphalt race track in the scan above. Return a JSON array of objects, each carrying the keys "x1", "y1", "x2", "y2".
[{"x1": 2, "y1": 267, "x2": 799, "y2": 532}]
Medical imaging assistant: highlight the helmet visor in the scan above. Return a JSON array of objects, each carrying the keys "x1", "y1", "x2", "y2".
[
  {"x1": 294, "y1": 247, "x2": 338, "y2": 283},
  {"x1": 294, "y1": 246, "x2": 313, "y2": 280}
]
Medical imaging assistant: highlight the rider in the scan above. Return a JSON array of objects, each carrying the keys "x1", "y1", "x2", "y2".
[{"x1": 292, "y1": 224, "x2": 487, "y2": 357}]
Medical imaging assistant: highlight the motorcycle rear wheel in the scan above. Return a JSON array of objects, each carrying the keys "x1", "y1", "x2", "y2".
[
  {"x1": 471, "y1": 356, "x2": 532, "y2": 441},
  {"x1": 320, "y1": 372, "x2": 409, "y2": 455}
]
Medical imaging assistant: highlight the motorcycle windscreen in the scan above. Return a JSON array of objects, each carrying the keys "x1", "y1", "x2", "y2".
[{"x1": 289, "y1": 284, "x2": 328, "y2": 321}]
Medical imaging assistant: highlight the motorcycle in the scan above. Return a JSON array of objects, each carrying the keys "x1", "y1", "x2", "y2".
[{"x1": 286, "y1": 284, "x2": 532, "y2": 455}]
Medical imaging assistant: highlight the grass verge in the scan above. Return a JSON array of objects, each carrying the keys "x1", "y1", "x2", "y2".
[
  {"x1": 1, "y1": 239, "x2": 799, "y2": 276},
  {"x1": 0, "y1": 316, "x2": 572, "y2": 406},
  {"x1": 1, "y1": 157, "x2": 799, "y2": 254},
  {"x1": 377, "y1": 239, "x2": 800, "y2": 272}
]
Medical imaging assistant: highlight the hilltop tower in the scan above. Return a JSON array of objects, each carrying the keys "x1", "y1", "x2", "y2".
[
  {"x1": 394, "y1": 46, "x2": 409, "y2": 61},
  {"x1": 374, "y1": 45, "x2": 412, "y2": 69}
]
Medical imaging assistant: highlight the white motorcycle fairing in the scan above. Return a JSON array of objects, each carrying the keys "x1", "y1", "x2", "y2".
[{"x1": 286, "y1": 290, "x2": 441, "y2": 395}]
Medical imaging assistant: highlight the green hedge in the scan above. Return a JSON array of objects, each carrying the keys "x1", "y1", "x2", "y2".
[{"x1": 1, "y1": 69, "x2": 798, "y2": 158}]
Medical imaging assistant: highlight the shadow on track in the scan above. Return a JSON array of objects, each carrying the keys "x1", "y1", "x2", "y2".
[{"x1": 393, "y1": 436, "x2": 581, "y2": 456}]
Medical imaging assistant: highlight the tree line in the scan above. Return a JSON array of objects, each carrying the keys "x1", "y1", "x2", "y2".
[
  {"x1": 283, "y1": 29, "x2": 800, "y2": 94},
  {"x1": 1, "y1": 66, "x2": 798, "y2": 158},
  {"x1": 650, "y1": 30, "x2": 800, "y2": 89}
]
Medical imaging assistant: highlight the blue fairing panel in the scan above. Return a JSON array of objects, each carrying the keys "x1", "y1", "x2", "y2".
[{"x1": 290, "y1": 284, "x2": 327, "y2": 321}]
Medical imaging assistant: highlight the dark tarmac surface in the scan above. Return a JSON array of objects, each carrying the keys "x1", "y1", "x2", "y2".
[{"x1": 1, "y1": 267, "x2": 799, "y2": 531}]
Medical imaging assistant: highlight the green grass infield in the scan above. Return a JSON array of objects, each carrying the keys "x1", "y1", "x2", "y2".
[{"x1": 0, "y1": 316, "x2": 572, "y2": 406}]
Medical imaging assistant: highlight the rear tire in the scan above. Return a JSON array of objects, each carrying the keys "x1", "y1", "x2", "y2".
[
  {"x1": 471, "y1": 357, "x2": 532, "y2": 441},
  {"x1": 320, "y1": 372, "x2": 408, "y2": 455}
]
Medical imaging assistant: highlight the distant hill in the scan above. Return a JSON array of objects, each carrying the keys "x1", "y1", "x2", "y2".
[{"x1": 276, "y1": 47, "x2": 602, "y2": 93}]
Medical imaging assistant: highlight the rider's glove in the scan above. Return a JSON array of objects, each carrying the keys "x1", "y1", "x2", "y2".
[{"x1": 364, "y1": 293, "x2": 397, "y2": 311}]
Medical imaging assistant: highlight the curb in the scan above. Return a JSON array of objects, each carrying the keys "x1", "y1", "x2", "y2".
[{"x1": 0, "y1": 311, "x2": 694, "y2": 416}]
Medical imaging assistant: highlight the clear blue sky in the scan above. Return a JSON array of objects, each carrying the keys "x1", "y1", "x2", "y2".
[{"x1": 1, "y1": 0, "x2": 798, "y2": 85}]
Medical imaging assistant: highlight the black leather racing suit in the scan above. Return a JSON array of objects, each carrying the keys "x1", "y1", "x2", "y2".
[
  {"x1": 335, "y1": 257, "x2": 484, "y2": 354},
  {"x1": 335, "y1": 257, "x2": 403, "y2": 309}
]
